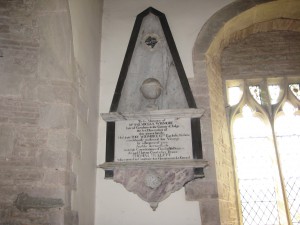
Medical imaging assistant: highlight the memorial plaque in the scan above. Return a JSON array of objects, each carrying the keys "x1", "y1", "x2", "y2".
[
  {"x1": 98, "y1": 7, "x2": 207, "y2": 210},
  {"x1": 115, "y1": 118, "x2": 193, "y2": 162}
]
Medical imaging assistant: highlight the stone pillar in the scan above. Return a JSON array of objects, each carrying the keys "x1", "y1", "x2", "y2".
[{"x1": 0, "y1": 0, "x2": 80, "y2": 224}]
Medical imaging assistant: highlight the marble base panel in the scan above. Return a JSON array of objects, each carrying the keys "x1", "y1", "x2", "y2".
[{"x1": 113, "y1": 168, "x2": 194, "y2": 210}]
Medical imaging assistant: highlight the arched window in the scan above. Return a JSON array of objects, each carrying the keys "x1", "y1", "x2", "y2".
[{"x1": 227, "y1": 78, "x2": 300, "y2": 225}]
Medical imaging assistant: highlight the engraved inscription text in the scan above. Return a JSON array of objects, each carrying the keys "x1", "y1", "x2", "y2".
[{"x1": 115, "y1": 118, "x2": 193, "y2": 162}]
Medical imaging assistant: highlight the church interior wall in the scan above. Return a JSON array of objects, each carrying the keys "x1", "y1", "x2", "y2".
[
  {"x1": 96, "y1": 1, "x2": 232, "y2": 225},
  {"x1": 1, "y1": 0, "x2": 299, "y2": 225}
]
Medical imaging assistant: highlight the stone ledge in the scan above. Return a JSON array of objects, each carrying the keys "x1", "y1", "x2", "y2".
[
  {"x1": 98, "y1": 159, "x2": 208, "y2": 170},
  {"x1": 101, "y1": 108, "x2": 205, "y2": 121}
]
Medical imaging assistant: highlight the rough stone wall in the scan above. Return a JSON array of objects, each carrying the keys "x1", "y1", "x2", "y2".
[
  {"x1": 207, "y1": 57, "x2": 238, "y2": 225},
  {"x1": 188, "y1": 51, "x2": 238, "y2": 225},
  {"x1": 188, "y1": 55, "x2": 238, "y2": 225},
  {"x1": 221, "y1": 30, "x2": 300, "y2": 79},
  {"x1": 191, "y1": 1, "x2": 300, "y2": 224},
  {"x1": 187, "y1": 65, "x2": 223, "y2": 225},
  {"x1": 0, "y1": 1, "x2": 87, "y2": 224}
]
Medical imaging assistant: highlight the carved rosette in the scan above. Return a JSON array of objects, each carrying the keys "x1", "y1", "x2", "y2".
[
  {"x1": 143, "y1": 33, "x2": 160, "y2": 50},
  {"x1": 113, "y1": 168, "x2": 194, "y2": 210}
]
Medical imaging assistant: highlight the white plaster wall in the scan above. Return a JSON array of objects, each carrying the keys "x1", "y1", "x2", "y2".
[
  {"x1": 97, "y1": 1, "x2": 232, "y2": 225},
  {"x1": 68, "y1": 0, "x2": 102, "y2": 224}
]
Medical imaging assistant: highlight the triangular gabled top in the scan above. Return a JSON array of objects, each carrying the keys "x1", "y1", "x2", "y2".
[
  {"x1": 137, "y1": 7, "x2": 166, "y2": 18},
  {"x1": 110, "y1": 7, "x2": 197, "y2": 112}
]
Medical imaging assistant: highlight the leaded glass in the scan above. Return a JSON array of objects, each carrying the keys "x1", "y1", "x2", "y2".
[
  {"x1": 268, "y1": 85, "x2": 281, "y2": 105},
  {"x1": 239, "y1": 179, "x2": 280, "y2": 225},
  {"x1": 286, "y1": 178, "x2": 300, "y2": 224},
  {"x1": 227, "y1": 78, "x2": 300, "y2": 225},
  {"x1": 233, "y1": 115, "x2": 280, "y2": 225},
  {"x1": 289, "y1": 84, "x2": 300, "y2": 100},
  {"x1": 282, "y1": 102, "x2": 296, "y2": 116},
  {"x1": 249, "y1": 85, "x2": 262, "y2": 104},
  {"x1": 227, "y1": 86, "x2": 242, "y2": 106},
  {"x1": 275, "y1": 113, "x2": 300, "y2": 225}
]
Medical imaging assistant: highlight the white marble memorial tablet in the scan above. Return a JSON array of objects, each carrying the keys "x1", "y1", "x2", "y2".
[{"x1": 115, "y1": 118, "x2": 193, "y2": 162}]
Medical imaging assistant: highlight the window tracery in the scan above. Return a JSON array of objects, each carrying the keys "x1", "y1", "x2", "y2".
[{"x1": 226, "y1": 77, "x2": 300, "y2": 225}]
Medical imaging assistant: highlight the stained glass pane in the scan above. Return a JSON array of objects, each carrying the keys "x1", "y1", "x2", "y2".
[
  {"x1": 241, "y1": 105, "x2": 254, "y2": 118},
  {"x1": 249, "y1": 85, "x2": 262, "y2": 104},
  {"x1": 227, "y1": 86, "x2": 242, "y2": 106},
  {"x1": 233, "y1": 115, "x2": 280, "y2": 225},
  {"x1": 268, "y1": 85, "x2": 281, "y2": 105},
  {"x1": 289, "y1": 84, "x2": 300, "y2": 100},
  {"x1": 275, "y1": 113, "x2": 300, "y2": 225},
  {"x1": 282, "y1": 102, "x2": 296, "y2": 116}
]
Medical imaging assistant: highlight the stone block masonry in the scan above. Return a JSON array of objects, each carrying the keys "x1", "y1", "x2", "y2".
[
  {"x1": 0, "y1": 0, "x2": 85, "y2": 224},
  {"x1": 222, "y1": 30, "x2": 300, "y2": 79}
]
